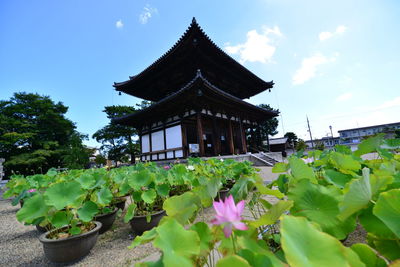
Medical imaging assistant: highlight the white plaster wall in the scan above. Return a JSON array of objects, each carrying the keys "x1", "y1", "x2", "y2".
[
  {"x1": 166, "y1": 125, "x2": 182, "y2": 149},
  {"x1": 151, "y1": 130, "x2": 164, "y2": 151},
  {"x1": 142, "y1": 134, "x2": 150, "y2": 153},
  {"x1": 175, "y1": 150, "x2": 183, "y2": 157}
]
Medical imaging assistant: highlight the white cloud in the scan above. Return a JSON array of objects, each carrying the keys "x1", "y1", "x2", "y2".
[
  {"x1": 319, "y1": 25, "x2": 347, "y2": 41},
  {"x1": 139, "y1": 4, "x2": 158, "y2": 24},
  {"x1": 224, "y1": 26, "x2": 282, "y2": 64},
  {"x1": 292, "y1": 53, "x2": 337, "y2": 85},
  {"x1": 336, "y1": 25, "x2": 347, "y2": 34},
  {"x1": 115, "y1": 19, "x2": 124, "y2": 29},
  {"x1": 336, "y1": 92, "x2": 353, "y2": 102},
  {"x1": 377, "y1": 96, "x2": 400, "y2": 109},
  {"x1": 319, "y1": 31, "x2": 333, "y2": 41}
]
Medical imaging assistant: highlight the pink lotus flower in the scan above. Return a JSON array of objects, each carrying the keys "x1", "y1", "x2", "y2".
[
  {"x1": 28, "y1": 189, "x2": 36, "y2": 193},
  {"x1": 163, "y1": 166, "x2": 171, "y2": 170},
  {"x1": 211, "y1": 195, "x2": 248, "y2": 238}
]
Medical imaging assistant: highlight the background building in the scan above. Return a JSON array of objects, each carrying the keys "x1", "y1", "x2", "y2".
[{"x1": 338, "y1": 122, "x2": 400, "y2": 145}]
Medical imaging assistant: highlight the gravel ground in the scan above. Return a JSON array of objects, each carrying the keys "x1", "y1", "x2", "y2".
[{"x1": 0, "y1": 198, "x2": 158, "y2": 267}]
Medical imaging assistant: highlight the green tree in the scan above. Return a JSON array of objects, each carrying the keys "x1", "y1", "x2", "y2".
[
  {"x1": 284, "y1": 132, "x2": 298, "y2": 148},
  {"x1": 0, "y1": 92, "x2": 81, "y2": 176},
  {"x1": 92, "y1": 105, "x2": 140, "y2": 166},
  {"x1": 295, "y1": 139, "x2": 307, "y2": 151},
  {"x1": 247, "y1": 104, "x2": 279, "y2": 151},
  {"x1": 94, "y1": 154, "x2": 107, "y2": 166},
  {"x1": 62, "y1": 132, "x2": 93, "y2": 169}
]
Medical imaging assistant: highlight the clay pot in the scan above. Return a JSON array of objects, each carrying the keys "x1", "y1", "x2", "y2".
[
  {"x1": 113, "y1": 197, "x2": 127, "y2": 211},
  {"x1": 36, "y1": 224, "x2": 51, "y2": 233},
  {"x1": 215, "y1": 188, "x2": 230, "y2": 201},
  {"x1": 39, "y1": 221, "x2": 102, "y2": 263},
  {"x1": 94, "y1": 208, "x2": 118, "y2": 234},
  {"x1": 129, "y1": 210, "x2": 166, "y2": 235}
]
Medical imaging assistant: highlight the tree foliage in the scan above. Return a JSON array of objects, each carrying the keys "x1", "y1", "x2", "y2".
[
  {"x1": 284, "y1": 132, "x2": 298, "y2": 147},
  {"x1": 0, "y1": 92, "x2": 88, "y2": 176},
  {"x1": 247, "y1": 104, "x2": 279, "y2": 151},
  {"x1": 258, "y1": 104, "x2": 279, "y2": 138},
  {"x1": 92, "y1": 103, "x2": 151, "y2": 165},
  {"x1": 62, "y1": 132, "x2": 93, "y2": 170},
  {"x1": 295, "y1": 139, "x2": 307, "y2": 151}
]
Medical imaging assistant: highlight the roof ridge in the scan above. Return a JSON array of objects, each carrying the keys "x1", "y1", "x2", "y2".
[{"x1": 114, "y1": 19, "x2": 201, "y2": 88}]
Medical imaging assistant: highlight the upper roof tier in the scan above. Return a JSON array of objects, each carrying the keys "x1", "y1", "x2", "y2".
[{"x1": 113, "y1": 18, "x2": 274, "y2": 101}]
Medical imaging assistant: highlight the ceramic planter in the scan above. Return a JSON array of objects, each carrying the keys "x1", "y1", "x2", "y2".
[
  {"x1": 129, "y1": 210, "x2": 166, "y2": 235},
  {"x1": 36, "y1": 224, "x2": 51, "y2": 233},
  {"x1": 39, "y1": 221, "x2": 102, "y2": 263},
  {"x1": 215, "y1": 188, "x2": 230, "y2": 201},
  {"x1": 94, "y1": 207, "x2": 118, "y2": 234},
  {"x1": 113, "y1": 197, "x2": 127, "y2": 211}
]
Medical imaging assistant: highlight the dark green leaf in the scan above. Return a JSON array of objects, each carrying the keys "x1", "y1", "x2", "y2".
[{"x1": 77, "y1": 201, "x2": 99, "y2": 222}]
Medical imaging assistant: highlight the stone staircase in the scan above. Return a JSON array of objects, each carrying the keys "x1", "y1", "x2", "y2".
[{"x1": 249, "y1": 152, "x2": 280, "y2": 167}]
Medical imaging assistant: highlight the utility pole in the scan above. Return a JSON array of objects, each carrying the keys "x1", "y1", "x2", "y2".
[
  {"x1": 329, "y1": 125, "x2": 334, "y2": 149},
  {"x1": 307, "y1": 116, "x2": 314, "y2": 148}
]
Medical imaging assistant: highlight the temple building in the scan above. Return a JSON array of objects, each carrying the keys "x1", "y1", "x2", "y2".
[{"x1": 113, "y1": 18, "x2": 278, "y2": 161}]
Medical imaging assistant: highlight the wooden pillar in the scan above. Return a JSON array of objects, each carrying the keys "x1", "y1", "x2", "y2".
[
  {"x1": 239, "y1": 117, "x2": 247, "y2": 154},
  {"x1": 163, "y1": 123, "x2": 167, "y2": 160},
  {"x1": 256, "y1": 126, "x2": 262, "y2": 150},
  {"x1": 148, "y1": 125, "x2": 153, "y2": 160},
  {"x1": 227, "y1": 117, "x2": 234, "y2": 154},
  {"x1": 211, "y1": 115, "x2": 219, "y2": 156},
  {"x1": 181, "y1": 124, "x2": 188, "y2": 158},
  {"x1": 196, "y1": 112, "x2": 205, "y2": 156},
  {"x1": 139, "y1": 127, "x2": 143, "y2": 161},
  {"x1": 249, "y1": 127, "x2": 254, "y2": 151}
]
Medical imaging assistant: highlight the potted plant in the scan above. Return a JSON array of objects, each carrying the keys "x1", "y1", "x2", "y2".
[
  {"x1": 123, "y1": 167, "x2": 170, "y2": 234},
  {"x1": 108, "y1": 168, "x2": 131, "y2": 210},
  {"x1": 75, "y1": 169, "x2": 119, "y2": 234},
  {"x1": 16, "y1": 180, "x2": 102, "y2": 263}
]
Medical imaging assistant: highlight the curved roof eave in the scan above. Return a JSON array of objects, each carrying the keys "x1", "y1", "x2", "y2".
[{"x1": 113, "y1": 70, "x2": 278, "y2": 125}]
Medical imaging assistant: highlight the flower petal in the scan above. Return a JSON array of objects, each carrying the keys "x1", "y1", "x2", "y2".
[
  {"x1": 223, "y1": 224, "x2": 233, "y2": 238},
  {"x1": 233, "y1": 221, "x2": 248, "y2": 231},
  {"x1": 211, "y1": 215, "x2": 228, "y2": 225},
  {"x1": 236, "y1": 200, "x2": 245, "y2": 215},
  {"x1": 213, "y1": 201, "x2": 225, "y2": 216},
  {"x1": 224, "y1": 205, "x2": 238, "y2": 221},
  {"x1": 225, "y1": 195, "x2": 236, "y2": 212}
]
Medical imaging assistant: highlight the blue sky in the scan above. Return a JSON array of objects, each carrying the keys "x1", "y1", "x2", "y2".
[{"x1": 1, "y1": 0, "x2": 399, "y2": 146}]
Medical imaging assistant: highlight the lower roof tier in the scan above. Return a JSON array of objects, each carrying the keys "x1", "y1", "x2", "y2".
[{"x1": 113, "y1": 70, "x2": 278, "y2": 128}]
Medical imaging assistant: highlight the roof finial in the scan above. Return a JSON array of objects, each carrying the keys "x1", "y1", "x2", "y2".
[
  {"x1": 196, "y1": 69, "x2": 202, "y2": 77},
  {"x1": 192, "y1": 17, "x2": 197, "y2": 24}
]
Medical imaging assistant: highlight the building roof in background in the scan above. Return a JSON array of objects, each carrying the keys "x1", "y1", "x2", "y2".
[
  {"x1": 338, "y1": 122, "x2": 400, "y2": 132},
  {"x1": 269, "y1": 137, "x2": 288, "y2": 145}
]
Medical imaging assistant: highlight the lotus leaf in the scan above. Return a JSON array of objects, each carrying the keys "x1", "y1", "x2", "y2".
[
  {"x1": 373, "y1": 189, "x2": 400, "y2": 238},
  {"x1": 77, "y1": 201, "x2": 99, "y2": 222},
  {"x1": 44, "y1": 181, "x2": 84, "y2": 209},
  {"x1": 281, "y1": 215, "x2": 364, "y2": 267},
  {"x1": 16, "y1": 194, "x2": 49, "y2": 224}
]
